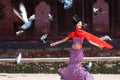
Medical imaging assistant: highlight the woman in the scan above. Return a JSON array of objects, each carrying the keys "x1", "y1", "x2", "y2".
[{"x1": 50, "y1": 15, "x2": 112, "y2": 80}]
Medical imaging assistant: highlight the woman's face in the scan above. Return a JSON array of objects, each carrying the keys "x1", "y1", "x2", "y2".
[{"x1": 75, "y1": 21, "x2": 82, "y2": 29}]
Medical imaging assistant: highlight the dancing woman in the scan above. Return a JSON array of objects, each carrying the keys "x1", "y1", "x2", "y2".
[{"x1": 50, "y1": 15, "x2": 113, "y2": 80}]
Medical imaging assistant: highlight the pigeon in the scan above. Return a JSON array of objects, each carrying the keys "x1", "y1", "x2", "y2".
[
  {"x1": 13, "y1": 2, "x2": 35, "y2": 35},
  {"x1": 100, "y1": 35, "x2": 113, "y2": 41},
  {"x1": 48, "y1": 13, "x2": 53, "y2": 21},
  {"x1": 82, "y1": 23, "x2": 88, "y2": 30},
  {"x1": 64, "y1": 0, "x2": 73, "y2": 9},
  {"x1": 58, "y1": 0, "x2": 73, "y2": 9},
  {"x1": 83, "y1": 23, "x2": 88, "y2": 27},
  {"x1": 93, "y1": 7, "x2": 99, "y2": 15},
  {"x1": 86, "y1": 61, "x2": 92, "y2": 72},
  {"x1": 16, "y1": 53, "x2": 22, "y2": 64},
  {"x1": 40, "y1": 34, "x2": 48, "y2": 43}
]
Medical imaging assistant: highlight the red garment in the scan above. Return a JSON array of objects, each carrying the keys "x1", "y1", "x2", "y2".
[{"x1": 68, "y1": 29, "x2": 113, "y2": 49}]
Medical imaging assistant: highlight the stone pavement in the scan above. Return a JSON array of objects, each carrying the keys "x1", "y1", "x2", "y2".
[{"x1": 0, "y1": 74, "x2": 120, "y2": 80}]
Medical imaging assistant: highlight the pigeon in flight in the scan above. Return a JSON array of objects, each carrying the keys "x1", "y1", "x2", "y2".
[
  {"x1": 93, "y1": 7, "x2": 99, "y2": 15},
  {"x1": 13, "y1": 2, "x2": 35, "y2": 35},
  {"x1": 86, "y1": 61, "x2": 92, "y2": 72},
  {"x1": 40, "y1": 34, "x2": 48, "y2": 43},
  {"x1": 100, "y1": 35, "x2": 113, "y2": 41},
  {"x1": 58, "y1": 0, "x2": 73, "y2": 9},
  {"x1": 48, "y1": 13, "x2": 53, "y2": 21},
  {"x1": 16, "y1": 52, "x2": 22, "y2": 64}
]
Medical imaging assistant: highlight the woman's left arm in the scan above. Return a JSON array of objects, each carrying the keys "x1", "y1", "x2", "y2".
[{"x1": 88, "y1": 40, "x2": 104, "y2": 49}]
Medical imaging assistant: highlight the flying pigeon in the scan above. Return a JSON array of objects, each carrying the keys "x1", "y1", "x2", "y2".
[
  {"x1": 86, "y1": 61, "x2": 92, "y2": 72},
  {"x1": 13, "y1": 2, "x2": 35, "y2": 35},
  {"x1": 100, "y1": 35, "x2": 113, "y2": 41},
  {"x1": 40, "y1": 34, "x2": 48, "y2": 43},
  {"x1": 16, "y1": 52, "x2": 22, "y2": 64},
  {"x1": 82, "y1": 23, "x2": 88, "y2": 30},
  {"x1": 58, "y1": 0, "x2": 73, "y2": 9},
  {"x1": 48, "y1": 13, "x2": 53, "y2": 21},
  {"x1": 64, "y1": 0, "x2": 73, "y2": 9},
  {"x1": 93, "y1": 7, "x2": 99, "y2": 15}
]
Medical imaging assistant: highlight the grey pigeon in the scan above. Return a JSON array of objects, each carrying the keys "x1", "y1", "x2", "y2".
[
  {"x1": 86, "y1": 61, "x2": 92, "y2": 72},
  {"x1": 100, "y1": 35, "x2": 113, "y2": 41},
  {"x1": 58, "y1": 0, "x2": 73, "y2": 9},
  {"x1": 93, "y1": 7, "x2": 99, "y2": 15},
  {"x1": 64, "y1": 0, "x2": 73, "y2": 9},
  {"x1": 13, "y1": 2, "x2": 35, "y2": 35},
  {"x1": 40, "y1": 34, "x2": 48, "y2": 43},
  {"x1": 16, "y1": 53, "x2": 22, "y2": 64},
  {"x1": 48, "y1": 13, "x2": 53, "y2": 21}
]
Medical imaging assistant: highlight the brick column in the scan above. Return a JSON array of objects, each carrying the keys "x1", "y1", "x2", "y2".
[
  {"x1": 0, "y1": 0, "x2": 14, "y2": 36},
  {"x1": 35, "y1": 1, "x2": 50, "y2": 35}
]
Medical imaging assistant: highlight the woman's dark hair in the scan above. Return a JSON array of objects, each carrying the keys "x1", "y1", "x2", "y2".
[
  {"x1": 72, "y1": 15, "x2": 88, "y2": 30},
  {"x1": 72, "y1": 15, "x2": 81, "y2": 25}
]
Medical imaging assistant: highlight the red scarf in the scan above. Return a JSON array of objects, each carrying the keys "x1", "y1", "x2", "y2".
[{"x1": 68, "y1": 29, "x2": 113, "y2": 49}]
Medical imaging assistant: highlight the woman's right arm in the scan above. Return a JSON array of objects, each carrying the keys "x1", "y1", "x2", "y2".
[{"x1": 50, "y1": 37, "x2": 70, "y2": 47}]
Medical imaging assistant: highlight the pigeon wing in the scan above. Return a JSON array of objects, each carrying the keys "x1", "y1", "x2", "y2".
[
  {"x1": 29, "y1": 14, "x2": 35, "y2": 20},
  {"x1": 19, "y1": 2, "x2": 29, "y2": 22},
  {"x1": 16, "y1": 53, "x2": 22, "y2": 64},
  {"x1": 13, "y1": 8, "x2": 24, "y2": 21}
]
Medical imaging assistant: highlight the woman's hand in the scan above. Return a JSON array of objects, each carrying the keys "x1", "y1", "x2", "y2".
[{"x1": 50, "y1": 42, "x2": 58, "y2": 47}]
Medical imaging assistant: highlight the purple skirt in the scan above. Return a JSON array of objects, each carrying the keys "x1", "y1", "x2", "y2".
[{"x1": 58, "y1": 48, "x2": 94, "y2": 80}]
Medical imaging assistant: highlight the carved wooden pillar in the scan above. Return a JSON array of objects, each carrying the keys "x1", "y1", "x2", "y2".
[
  {"x1": 92, "y1": 0, "x2": 109, "y2": 33},
  {"x1": 35, "y1": 1, "x2": 50, "y2": 35},
  {"x1": 0, "y1": 0, "x2": 14, "y2": 36}
]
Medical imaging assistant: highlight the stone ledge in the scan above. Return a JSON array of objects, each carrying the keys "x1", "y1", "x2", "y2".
[{"x1": 0, "y1": 57, "x2": 120, "y2": 63}]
